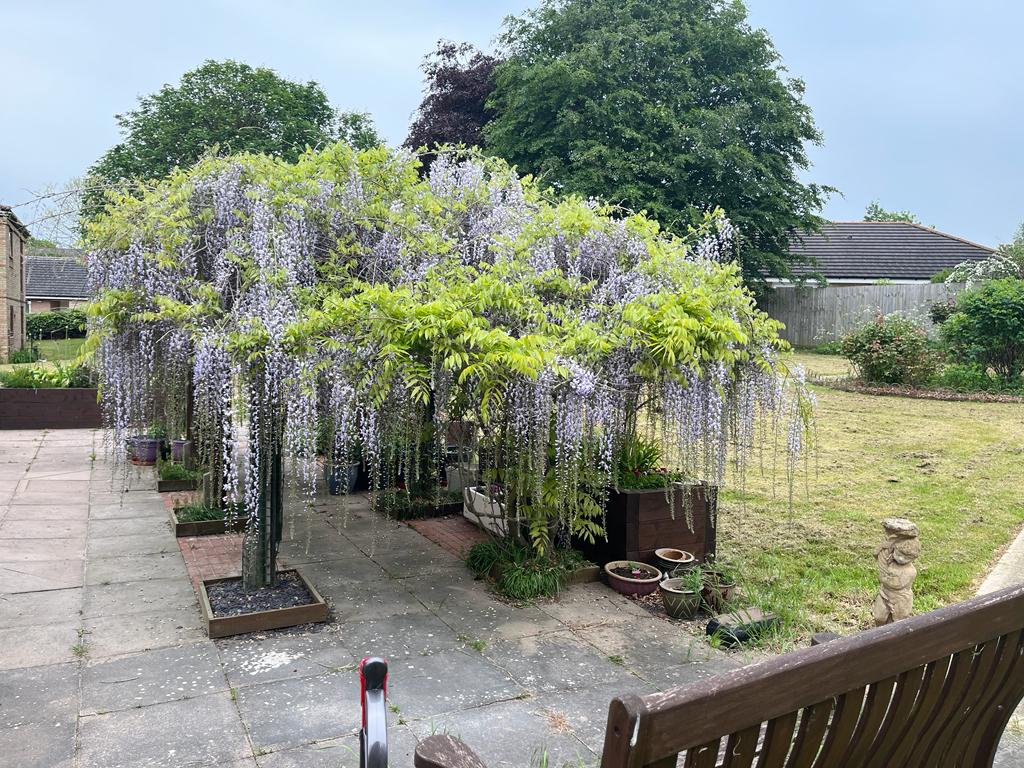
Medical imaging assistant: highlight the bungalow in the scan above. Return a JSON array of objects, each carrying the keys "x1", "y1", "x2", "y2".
[
  {"x1": 786, "y1": 221, "x2": 994, "y2": 286},
  {"x1": 25, "y1": 250, "x2": 89, "y2": 312},
  {"x1": 759, "y1": 222, "x2": 996, "y2": 345}
]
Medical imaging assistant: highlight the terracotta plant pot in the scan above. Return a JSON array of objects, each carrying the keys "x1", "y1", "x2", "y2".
[
  {"x1": 655, "y1": 547, "x2": 696, "y2": 575},
  {"x1": 659, "y1": 577, "x2": 702, "y2": 619},
  {"x1": 604, "y1": 560, "x2": 662, "y2": 597},
  {"x1": 701, "y1": 569, "x2": 738, "y2": 613},
  {"x1": 131, "y1": 437, "x2": 162, "y2": 465}
]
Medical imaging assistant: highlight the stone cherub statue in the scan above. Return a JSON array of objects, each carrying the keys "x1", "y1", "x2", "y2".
[{"x1": 872, "y1": 517, "x2": 921, "y2": 626}]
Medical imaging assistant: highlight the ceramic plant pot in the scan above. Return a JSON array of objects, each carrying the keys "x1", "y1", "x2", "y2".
[
  {"x1": 655, "y1": 547, "x2": 696, "y2": 575},
  {"x1": 326, "y1": 462, "x2": 360, "y2": 495},
  {"x1": 658, "y1": 577, "x2": 702, "y2": 619},
  {"x1": 701, "y1": 569, "x2": 738, "y2": 613},
  {"x1": 604, "y1": 560, "x2": 662, "y2": 597},
  {"x1": 131, "y1": 437, "x2": 162, "y2": 465},
  {"x1": 171, "y1": 439, "x2": 193, "y2": 464}
]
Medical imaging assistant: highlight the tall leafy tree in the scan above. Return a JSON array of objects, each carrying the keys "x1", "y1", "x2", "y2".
[
  {"x1": 405, "y1": 41, "x2": 498, "y2": 170},
  {"x1": 90, "y1": 60, "x2": 336, "y2": 186},
  {"x1": 864, "y1": 201, "x2": 921, "y2": 224},
  {"x1": 484, "y1": 0, "x2": 831, "y2": 284}
]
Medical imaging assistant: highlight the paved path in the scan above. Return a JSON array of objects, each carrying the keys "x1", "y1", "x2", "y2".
[{"x1": 0, "y1": 430, "x2": 747, "y2": 768}]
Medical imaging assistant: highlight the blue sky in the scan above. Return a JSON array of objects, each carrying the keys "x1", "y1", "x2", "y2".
[{"x1": 4, "y1": 1, "x2": 1021, "y2": 246}]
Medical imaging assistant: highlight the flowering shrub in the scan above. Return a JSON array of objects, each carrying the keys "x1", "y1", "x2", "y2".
[
  {"x1": 86, "y1": 144, "x2": 813, "y2": 585},
  {"x1": 945, "y1": 255, "x2": 1022, "y2": 287},
  {"x1": 941, "y1": 279, "x2": 1024, "y2": 380},
  {"x1": 841, "y1": 315, "x2": 938, "y2": 385}
]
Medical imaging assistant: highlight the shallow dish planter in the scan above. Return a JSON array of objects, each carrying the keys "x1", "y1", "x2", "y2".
[
  {"x1": 170, "y1": 507, "x2": 247, "y2": 537},
  {"x1": 463, "y1": 486, "x2": 507, "y2": 536},
  {"x1": 604, "y1": 560, "x2": 662, "y2": 597},
  {"x1": 659, "y1": 577, "x2": 702, "y2": 619},
  {"x1": 655, "y1": 547, "x2": 696, "y2": 575},
  {"x1": 198, "y1": 569, "x2": 328, "y2": 638}
]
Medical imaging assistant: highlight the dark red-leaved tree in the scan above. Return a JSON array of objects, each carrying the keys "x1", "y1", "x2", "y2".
[{"x1": 405, "y1": 41, "x2": 498, "y2": 170}]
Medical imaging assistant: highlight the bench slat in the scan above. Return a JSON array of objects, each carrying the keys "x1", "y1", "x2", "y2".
[{"x1": 601, "y1": 583, "x2": 1024, "y2": 768}]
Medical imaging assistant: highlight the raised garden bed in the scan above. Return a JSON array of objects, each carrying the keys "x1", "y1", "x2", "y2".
[
  {"x1": 575, "y1": 484, "x2": 717, "y2": 567},
  {"x1": 158, "y1": 478, "x2": 199, "y2": 493},
  {"x1": 0, "y1": 387, "x2": 101, "y2": 429},
  {"x1": 170, "y1": 506, "x2": 247, "y2": 538},
  {"x1": 198, "y1": 569, "x2": 328, "y2": 638}
]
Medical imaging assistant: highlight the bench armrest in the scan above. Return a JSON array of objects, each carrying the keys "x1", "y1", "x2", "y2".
[{"x1": 414, "y1": 734, "x2": 488, "y2": 768}]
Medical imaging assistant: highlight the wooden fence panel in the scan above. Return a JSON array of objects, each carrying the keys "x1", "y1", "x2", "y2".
[{"x1": 758, "y1": 283, "x2": 964, "y2": 346}]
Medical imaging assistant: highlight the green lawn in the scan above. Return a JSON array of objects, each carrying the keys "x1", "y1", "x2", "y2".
[
  {"x1": 35, "y1": 337, "x2": 86, "y2": 361},
  {"x1": 1, "y1": 337, "x2": 85, "y2": 372},
  {"x1": 717, "y1": 352, "x2": 1024, "y2": 644}
]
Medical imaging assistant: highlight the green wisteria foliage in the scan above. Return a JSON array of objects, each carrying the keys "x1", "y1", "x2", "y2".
[{"x1": 87, "y1": 143, "x2": 812, "y2": 577}]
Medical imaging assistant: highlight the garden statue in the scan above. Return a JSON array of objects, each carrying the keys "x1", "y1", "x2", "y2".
[{"x1": 872, "y1": 517, "x2": 921, "y2": 626}]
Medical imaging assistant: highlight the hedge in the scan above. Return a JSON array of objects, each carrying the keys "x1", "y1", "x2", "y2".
[{"x1": 26, "y1": 309, "x2": 87, "y2": 340}]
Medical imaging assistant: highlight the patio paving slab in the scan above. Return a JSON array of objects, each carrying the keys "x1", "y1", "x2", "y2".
[
  {"x1": 78, "y1": 691, "x2": 251, "y2": 768},
  {"x1": 0, "y1": 621, "x2": 80, "y2": 670},
  {"x1": 4, "y1": 502, "x2": 90, "y2": 520},
  {"x1": 254, "y1": 727, "x2": 420, "y2": 768},
  {"x1": 0, "y1": 720, "x2": 76, "y2": 768},
  {"x1": 234, "y1": 671, "x2": 363, "y2": 753},
  {"x1": 85, "y1": 551, "x2": 187, "y2": 585},
  {"x1": 83, "y1": 606, "x2": 206, "y2": 658},
  {"x1": 80, "y1": 641, "x2": 226, "y2": 714},
  {"x1": 82, "y1": 576, "x2": 198, "y2": 619},
  {"x1": 0, "y1": 518, "x2": 87, "y2": 538},
  {"x1": 0, "y1": 585, "x2": 83, "y2": 628},
  {"x1": 0, "y1": 661, "x2": 79, "y2": 728},
  {"x1": 387, "y1": 646, "x2": 529, "y2": 719},
  {"x1": 0, "y1": 558, "x2": 84, "y2": 592},
  {"x1": 217, "y1": 627, "x2": 357, "y2": 687}
]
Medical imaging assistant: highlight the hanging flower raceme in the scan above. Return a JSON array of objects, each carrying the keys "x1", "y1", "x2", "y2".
[{"x1": 86, "y1": 143, "x2": 813, "y2": 565}]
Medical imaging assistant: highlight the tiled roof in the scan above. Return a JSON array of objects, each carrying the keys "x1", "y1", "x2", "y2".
[
  {"x1": 26, "y1": 254, "x2": 90, "y2": 299},
  {"x1": 788, "y1": 222, "x2": 995, "y2": 281}
]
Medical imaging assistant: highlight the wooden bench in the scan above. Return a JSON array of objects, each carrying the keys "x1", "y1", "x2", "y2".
[{"x1": 415, "y1": 582, "x2": 1024, "y2": 767}]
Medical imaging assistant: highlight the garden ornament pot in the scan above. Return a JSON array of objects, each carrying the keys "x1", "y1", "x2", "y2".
[
  {"x1": 658, "y1": 577, "x2": 702, "y2": 619},
  {"x1": 655, "y1": 547, "x2": 696, "y2": 574},
  {"x1": 326, "y1": 462, "x2": 360, "y2": 495},
  {"x1": 171, "y1": 438, "x2": 193, "y2": 464},
  {"x1": 701, "y1": 569, "x2": 738, "y2": 613},
  {"x1": 604, "y1": 560, "x2": 662, "y2": 597},
  {"x1": 131, "y1": 437, "x2": 161, "y2": 465}
]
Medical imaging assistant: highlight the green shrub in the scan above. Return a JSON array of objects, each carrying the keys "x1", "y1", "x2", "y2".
[
  {"x1": 941, "y1": 279, "x2": 1024, "y2": 380},
  {"x1": 173, "y1": 504, "x2": 225, "y2": 523},
  {"x1": 465, "y1": 540, "x2": 590, "y2": 600},
  {"x1": 158, "y1": 461, "x2": 200, "y2": 482},
  {"x1": 26, "y1": 310, "x2": 87, "y2": 340},
  {"x1": 0, "y1": 364, "x2": 94, "y2": 389},
  {"x1": 928, "y1": 298, "x2": 958, "y2": 326},
  {"x1": 811, "y1": 341, "x2": 843, "y2": 356},
  {"x1": 8, "y1": 346, "x2": 40, "y2": 364},
  {"x1": 841, "y1": 315, "x2": 938, "y2": 385},
  {"x1": 928, "y1": 364, "x2": 1024, "y2": 393}
]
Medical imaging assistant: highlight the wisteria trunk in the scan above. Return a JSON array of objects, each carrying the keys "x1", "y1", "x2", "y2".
[{"x1": 242, "y1": 445, "x2": 283, "y2": 590}]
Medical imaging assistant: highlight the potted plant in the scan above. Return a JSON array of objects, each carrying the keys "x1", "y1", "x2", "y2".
[
  {"x1": 659, "y1": 566, "x2": 704, "y2": 619},
  {"x1": 325, "y1": 459, "x2": 360, "y2": 495},
  {"x1": 655, "y1": 547, "x2": 696, "y2": 575},
  {"x1": 701, "y1": 559, "x2": 738, "y2": 613},
  {"x1": 130, "y1": 425, "x2": 166, "y2": 466},
  {"x1": 171, "y1": 438, "x2": 193, "y2": 464},
  {"x1": 604, "y1": 560, "x2": 662, "y2": 597}
]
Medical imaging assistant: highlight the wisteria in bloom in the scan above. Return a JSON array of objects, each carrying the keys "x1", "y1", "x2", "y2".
[{"x1": 87, "y1": 143, "x2": 814, "y2": 581}]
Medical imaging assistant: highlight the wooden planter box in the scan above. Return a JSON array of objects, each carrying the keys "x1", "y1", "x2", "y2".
[
  {"x1": 0, "y1": 387, "x2": 101, "y2": 429},
  {"x1": 158, "y1": 478, "x2": 199, "y2": 493},
  {"x1": 198, "y1": 569, "x2": 329, "y2": 638},
  {"x1": 575, "y1": 485, "x2": 717, "y2": 567},
  {"x1": 170, "y1": 508, "x2": 247, "y2": 538}
]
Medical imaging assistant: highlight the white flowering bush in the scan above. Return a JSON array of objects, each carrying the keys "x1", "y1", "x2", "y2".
[
  {"x1": 86, "y1": 145, "x2": 812, "y2": 586},
  {"x1": 945, "y1": 254, "x2": 1023, "y2": 288}
]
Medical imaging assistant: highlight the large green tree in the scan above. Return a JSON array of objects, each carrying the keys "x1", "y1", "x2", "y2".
[
  {"x1": 90, "y1": 60, "x2": 336, "y2": 185},
  {"x1": 863, "y1": 201, "x2": 921, "y2": 224},
  {"x1": 484, "y1": 0, "x2": 831, "y2": 284}
]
